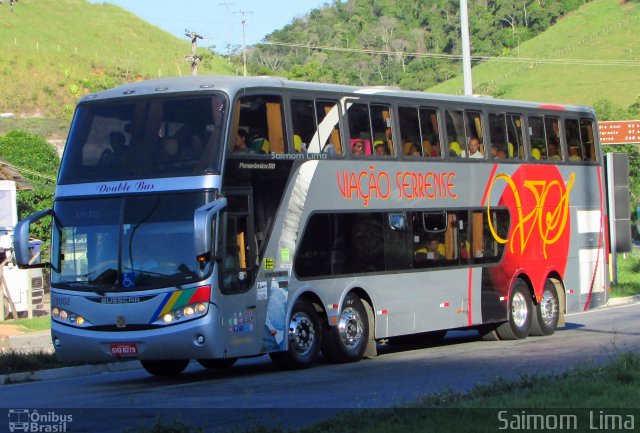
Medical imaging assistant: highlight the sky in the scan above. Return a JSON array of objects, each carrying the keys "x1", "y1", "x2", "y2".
[{"x1": 90, "y1": 0, "x2": 328, "y2": 51}]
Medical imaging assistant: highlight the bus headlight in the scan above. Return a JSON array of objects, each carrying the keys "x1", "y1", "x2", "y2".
[
  {"x1": 52, "y1": 308, "x2": 91, "y2": 327},
  {"x1": 154, "y1": 301, "x2": 209, "y2": 325},
  {"x1": 152, "y1": 286, "x2": 211, "y2": 325}
]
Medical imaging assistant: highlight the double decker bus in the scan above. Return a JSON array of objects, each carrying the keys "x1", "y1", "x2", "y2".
[{"x1": 14, "y1": 76, "x2": 609, "y2": 376}]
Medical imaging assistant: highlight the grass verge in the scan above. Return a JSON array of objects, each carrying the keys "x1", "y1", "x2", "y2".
[
  {"x1": 611, "y1": 249, "x2": 640, "y2": 298},
  {"x1": 0, "y1": 349, "x2": 64, "y2": 375},
  {"x1": 2, "y1": 315, "x2": 51, "y2": 333},
  {"x1": 129, "y1": 353, "x2": 639, "y2": 433}
]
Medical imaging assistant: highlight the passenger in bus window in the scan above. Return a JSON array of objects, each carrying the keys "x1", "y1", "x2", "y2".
[
  {"x1": 233, "y1": 129, "x2": 250, "y2": 153},
  {"x1": 491, "y1": 145, "x2": 506, "y2": 160},
  {"x1": 351, "y1": 139, "x2": 366, "y2": 156},
  {"x1": 293, "y1": 134, "x2": 306, "y2": 153},
  {"x1": 100, "y1": 131, "x2": 127, "y2": 166},
  {"x1": 430, "y1": 142, "x2": 441, "y2": 157},
  {"x1": 568, "y1": 146, "x2": 581, "y2": 161},
  {"x1": 407, "y1": 143, "x2": 421, "y2": 156},
  {"x1": 248, "y1": 128, "x2": 269, "y2": 154},
  {"x1": 548, "y1": 142, "x2": 561, "y2": 161},
  {"x1": 461, "y1": 137, "x2": 484, "y2": 158},
  {"x1": 415, "y1": 237, "x2": 443, "y2": 264},
  {"x1": 449, "y1": 141, "x2": 462, "y2": 157},
  {"x1": 374, "y1": 142, "x2": 390, "y2": 156}
]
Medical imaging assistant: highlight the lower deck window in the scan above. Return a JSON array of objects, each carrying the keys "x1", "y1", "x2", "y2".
[{"x1": 295, "y1": 208, "x2": 510, "y2": 279}]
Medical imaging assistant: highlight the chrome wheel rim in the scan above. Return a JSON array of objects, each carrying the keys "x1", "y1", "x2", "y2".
[
  {"x1": 511, "y1": 291, "x2": 528, "y2": 328},
  {"x1": 288, "y1": 312, "x2": 316, "y2": 357},
  {"x1": 540, "y1": 290, "x2": 558, "y2": 326},
  {"x1": 338, "y1": 307, "x2": 363, "y2": 349}
]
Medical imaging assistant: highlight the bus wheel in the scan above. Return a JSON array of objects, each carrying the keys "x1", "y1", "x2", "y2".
[
  {"x1": 269, "y1": 300, "x2": 321, "y2": 370},
  {"x1": 530, "y1": 279, "x2": 560, "y2": 336},
  {"x1": 197, "y1": 358, "x2": 237, "y2": 370},
  {"x1": 323, "y1": 294, "x2": 369, "y2": 363},
  {"x1": 140, "y1": 359, "x2": 189, "y2": 376},
  {"x1": 496, "y1": 279, "x2": 532, "y2": 340}
]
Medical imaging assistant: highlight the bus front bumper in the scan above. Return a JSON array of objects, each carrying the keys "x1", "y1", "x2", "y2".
[{"x1": 51, "y1": 312, "x2": 225, "y2": 362}]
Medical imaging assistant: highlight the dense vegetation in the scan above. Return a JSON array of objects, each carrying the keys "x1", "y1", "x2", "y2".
[
  {"x1": 250, "y1": 0, "x2": 591, "y2": 90},
  {"x1": 0, "y1": 130, "x2": 59, "y2": 250}
]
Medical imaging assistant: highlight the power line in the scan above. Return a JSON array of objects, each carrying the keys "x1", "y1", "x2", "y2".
[{"x1": 260, "y1": 41, "x2": 640, "y2": 67}]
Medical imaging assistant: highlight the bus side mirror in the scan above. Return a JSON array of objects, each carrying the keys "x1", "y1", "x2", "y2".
[
  {"x1": 194, "y1": 198, "x2": 227, "y2": 258},
  {"x1": 13, "y1": 208, "x2": 52, "y2": 269}
]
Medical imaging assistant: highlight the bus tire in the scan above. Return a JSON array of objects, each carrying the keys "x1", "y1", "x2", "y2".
[
  {"x1": 530, "y1": 279, "x2": 560, "y2": 336},
  {"x1": 322, "y1": 294, "x2": 369, "y2": 363},
  {"x1": 495, "y1": 279, "x2": 532, "y2": 340},
  {"x1": 197, "y1": 358, "x2": 237, "y2": 370},
  {"x1": 140, "y1": 359, "x2": 189, "y2": 376},
  {"x1": 269, "y1": 299, "x2": 321, "y2": 370}
]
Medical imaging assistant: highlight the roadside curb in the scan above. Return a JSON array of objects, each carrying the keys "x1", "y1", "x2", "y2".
[
  {"x1": 0, "y1": 360, "x2": 140, "y2": 385},
  {"x1": 606, "y1": 294, "x2": 640, "y2": 306}
]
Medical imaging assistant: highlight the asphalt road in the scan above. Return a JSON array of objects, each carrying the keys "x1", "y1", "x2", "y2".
[{"x1": 1, "y1": 301, "x2": 639, "y2": 432}]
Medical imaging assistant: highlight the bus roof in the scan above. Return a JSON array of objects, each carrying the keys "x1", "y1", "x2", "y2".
[{"x1": 80, "y1": 75, "x2": 595, "y2": 115}]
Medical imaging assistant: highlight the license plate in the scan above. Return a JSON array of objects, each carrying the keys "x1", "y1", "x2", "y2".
[{"x1": 109, "y1": 343, "x2": 138, "y2": 356}]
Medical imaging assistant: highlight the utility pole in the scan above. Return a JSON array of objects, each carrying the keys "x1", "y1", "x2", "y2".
[
  {"x1": 235, "y1": 10, "x2": 253, "y2": 77},
  {"x1": 184, "y1": 30, "x2": 203, "y2": 76},
  {"x1": 460, "y1": 0, "x2": 473, "y2": 96},
  {"x1": 219, "y1": 2, "x2": 235, "y2": 63}
]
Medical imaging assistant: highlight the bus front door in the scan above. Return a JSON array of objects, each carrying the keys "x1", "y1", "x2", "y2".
[{"x1": 219, "y1": 189, "x2": 263, "y2": 358}]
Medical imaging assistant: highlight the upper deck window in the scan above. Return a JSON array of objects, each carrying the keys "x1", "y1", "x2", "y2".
[
  {"x1": 347, "y1": 102, "x2": 394, "y2": 157},
  {"x1": 488, "y1": 113, "x2": 524, "y2": 161},
  {"x1": 59, "y1": 95, "x2": 227, "y2": 184},
  {"x1": 230, "y1": 95, "x2": 286, "y2": 156},
  {"x1": 291, "y1": 99, "x2": 343, "y2": 156},
  {"x1": 398, "y1": 106, "x2": 441, "y2": 158},
  {"x1": 445, "y1": 109, "x2": 484, "y2": 159},
  {"x1": 528, "y1": 116, "x2": 561, "y2": 162},
  {"x1": 565, "y1": 118, "x2": 598, "y2": 163}
]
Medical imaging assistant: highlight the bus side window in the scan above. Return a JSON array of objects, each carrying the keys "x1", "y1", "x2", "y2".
[
  {"x1": 528, "y1": 116, "x2": 546, "y2": 160},
  {"x1": 464, "y1": 111, "x2": 484, "y2": 159},
  {"x1": 399, "y1": 106, "x2": 423, "y2": 157},
  {"x1": 291, "y1": 99, "x2": 343, "y2": 156},
  {"x1": 316, "y1": 100, "x2": 343, "y2": 156},
  {"x1": 544, "y1": 117, "x2": 561, "y2": 162},
  {"x1": 579, "y1": 119, "x2": 597, "y2": 162},
  {"x1": 489, "y1": 113, "x2": 508, "y2": 160},
  {"x1": 420, "y1": 108, "x2": 441, "y2": 158},
  {"x1": 371, "y1": 104, "x2": 394, "y2": 157},
  {"x1": 565, "y1": 119, "x2": 583, "y2": 162},
  {"x1": 233, "y1": 95, "x2": 286, "y2": 155},
  {"x1": 506, "y1": 114, "x2": 524, "y2": 160},
  {"x1": 445, "y1": 110, "x2": 465, "y2": 158},
  {"x1": 291, "y1": 99, "x2": 315, "y2": 154},
  {"x1": 347, "y1": 102, "x2": 372, "y2": 156}
]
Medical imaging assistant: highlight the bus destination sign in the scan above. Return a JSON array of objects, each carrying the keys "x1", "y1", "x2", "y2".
[{"x1": 598, "y1": 120, "x2": 640, "y2": 145}]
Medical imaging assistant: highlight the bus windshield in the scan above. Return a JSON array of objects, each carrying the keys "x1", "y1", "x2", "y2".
[
  {"x1": 51, "y1": 192, "x2": 214, "y2": 292},
  {"x1": 58, "y1": 94, "x2": 227, "y2": 184}
]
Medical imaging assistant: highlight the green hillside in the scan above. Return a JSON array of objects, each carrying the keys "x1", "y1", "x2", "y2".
[
  {"x1": 430, "y1": 0, "x2": 640, "y2": 107},
  {"x1": 0, "y1": 0, "x2": 235, "y2": 119}
]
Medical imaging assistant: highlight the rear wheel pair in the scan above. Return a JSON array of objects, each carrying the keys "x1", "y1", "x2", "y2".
[
  {"x1": 270, "y1": 294, "x2": 370, "y2": 369},
  {"x1": 488, "y1": 278, "x2": 559, "y2": 340}
]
